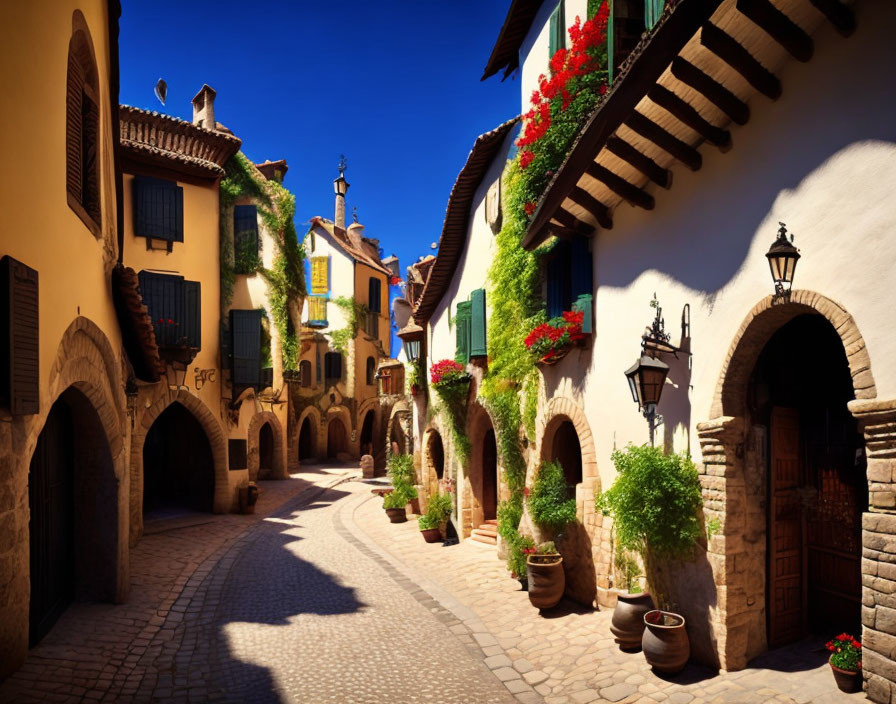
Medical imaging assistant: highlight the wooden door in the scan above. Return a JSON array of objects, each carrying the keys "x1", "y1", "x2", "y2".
[
  {"x1": 768, "y1": 407, "x2": 804, "y2": 647},
  {"x1": 482, "y1": 429, "x2": 498, "y2": 521},
  {"x1": 328, "y1": 419, "x2": 346, "y2": 458},
  {"x1": 29, "y1": 401, "x2": 75, "y2": 646},
  {"x1": 259, "y1": 423, "x2": 274, "y2": 471}
]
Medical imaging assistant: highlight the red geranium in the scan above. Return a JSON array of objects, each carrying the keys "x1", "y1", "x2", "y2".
[
  {"x1": 524, "y1": 310, "x2": 587, "y2": 362},
  {"x1": 827, "y1": 634, "x2": 861, "y2": 672},
  {"x1": 430, "y1": 359, "x2": 466, "y2": 386},
  {"x1": 524, "y1": 201, "x2": 536, "y2": 217}
]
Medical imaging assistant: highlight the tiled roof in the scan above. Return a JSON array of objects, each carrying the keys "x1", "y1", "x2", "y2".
[
  {"x1": 310, "y1": 218, "x2": 392, "y2": 276},
  {"x1": 482, "y1": 0, "x2": 544, "y2": 81}
]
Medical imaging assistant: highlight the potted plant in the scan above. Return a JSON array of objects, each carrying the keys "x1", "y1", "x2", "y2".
[
  {"x1": 827, "y1": 633, "x2": 862, "y2": 692},
  {"x1": 418, "y1": 491, "x2": 452, "y2": 543},
  {"x1": 596, "y1": 445, "x2": 702, "y2": 655},
  {"x1": 430, "y1": 359, "x2": 470, "y2": 387},
  {"x1": 507, "y1": 534, "x2": 535, "y2": 591},
  {"x1": 642, "y1": 610, "x2": 690, "y2": 674},
  {"x1": 609, "y1": 546, "x2": 655, "y2": 651},
  {"x1": 384, "y1": 454, "x2": 418, "y2": 523},
  {"x1": 418, "y1": 513, "x2": 442, "y2": 542},
  {"x1": 524, "y1": 311, "x2": 586, "y2": 366},
  {"x1": 526, "y1": 541, "x2": 565, "y2": 609}
]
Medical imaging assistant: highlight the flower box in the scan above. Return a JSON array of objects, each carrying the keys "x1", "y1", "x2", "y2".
[{"x1": 526, "y1": 310, "x2": 588, "y2": 366}]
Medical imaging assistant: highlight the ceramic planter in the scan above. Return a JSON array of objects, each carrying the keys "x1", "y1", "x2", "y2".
[
  {"x1": 642, "y1": 610, "x2": 690, "y2": 674},
  {"x1": 526, "y1": 556, "x2": 565, "y2": 610},
  {"x1": 385, "y1": 507, "x2": 407, "y2": 523},
  {"x1": 610, "y1": 591, "x2": 655, "y2": 651},
  {"x1": 830, "y1": 662, "x2": 861, "y2": 693},
  {"x1": 420, "y1": 527, "x2": 442, "y2": 543}
]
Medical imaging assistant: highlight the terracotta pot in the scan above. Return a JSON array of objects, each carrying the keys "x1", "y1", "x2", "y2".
[
  {"x1": 385, "y1": 507, "x2": 407, "y2": 523},
  {"x1": 409, "y1": 497, "x2": 421, "y2": 515},
  {"x1": 830, "y1": 662, "x2": 861, "y2": 693},
  {"x1": 642, "y1": 610, "x2": 690, "y2": 674},
  {"x1": 526, "y1": 556, "x2": 565, "y2": 610},
  {"x1": 420, "y1": 527, "x2": 442, "y2": 543},
  {"x1": 538, "y1": 346, "x2": 570, "y2": 366},
  {"x1": 610, "y1": 591, "x2": 655, "y2": 651}
]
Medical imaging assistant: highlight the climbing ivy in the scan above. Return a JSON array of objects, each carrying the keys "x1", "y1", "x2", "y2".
[{"x1": 330, "y1": 296, "x2": 368, "y2": 353}]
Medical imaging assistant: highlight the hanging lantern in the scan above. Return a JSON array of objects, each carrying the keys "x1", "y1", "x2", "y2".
[
  {"x1": 624, "y1": 354, "x2": 670, "y2": 411},
  {"x1": 765, "y1": 222, "x2": 800, "y2": 300}
]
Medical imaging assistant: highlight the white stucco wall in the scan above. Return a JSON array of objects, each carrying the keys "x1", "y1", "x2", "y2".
[
  {"x1": 559, "y1": 2, "x2": 896, "y2": 492},
  {"x1": 519, "y1": 0, "x2": 589, "y2": 115}
]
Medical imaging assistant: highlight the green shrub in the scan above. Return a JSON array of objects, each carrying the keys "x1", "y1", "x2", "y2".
[
  {"x1": 426, "y1": 492, "x2": 452, "y2": 523},
  {"x1": 528, "y1": 460, "x2": 577, "y2": 530},
  {"x1": 506, "y1": 534, "x2": 535, "y2": 580},
  {"x1": 383, "y1": 483, "x2": 416, "y2": 509},
  {"x1": 596, "y1": 444, "x2": 702, "y2": 559},
  {"x1": 496, "y1": 499, "x2": 522, "y2": 543},
  {"x1": 387, "y1": 454, "x2": 415, "y2": 485},
  {"x1": 418, "y1": 513, "x2": 439, "y2": 531}
]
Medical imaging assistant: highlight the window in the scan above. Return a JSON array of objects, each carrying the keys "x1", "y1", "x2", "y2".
[
  {"x1": 138, "y1": 271, "x2": 201, "y2": 349},
  {"x1": 548, "y1": 2, "x2": 566, "y2": 57},
  {"x1": 455, "y1": 300, "x2": 471, "y2": 364},
  {"x1": 0, "y1": 256, "x2": 39, "y2": 415},
  {"x1": 306, "y1": 296, "x2": 328, "y2": 328},
  {"x1": 66, "y1": 12, "x2": 101, "y2": 235},
  {"x1": 607, "y1": 1, "x2": 648, "y2": 82},
  {"x1": 310, "y1": 256, "x2": 329, "y2": 294},
  {"x1": 133, "y1": 176, "x2": 184, "y2": 245},
  {"x1": 366, "y1": 357, "x2": 376, "y2": 386},
  {"x1": 233, "y1": 205, "x2": 259, "y2": 274},
  {"x1": 368, "y1": 277, "x2": 382, "y2": 313},
  {"x1": 300, "y1": 360, "x2": 312, "y2": 388},
  {"x1": 324, "y1": 352, "x2": 343, "y2": 385},
  {"x1": 545, "y1": 237, "x2": 592, "y2": 319},
  {"x1": 230, "y1": 309, "x2": 262, "y2": 386}
]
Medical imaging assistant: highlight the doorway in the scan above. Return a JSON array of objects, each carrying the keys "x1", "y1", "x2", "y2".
[
  {"x1": 482, "y1": 428, "x2": 498, "y2": 521},
  {"x1": 752, "y1": 315, "x2": 866, "y2": 646},
  {"x1": 258, "y1": 422, "x2": 274, "y2": 479},
  {"x1": 298, "y1": 416, "x2": 316, "y2": 461},
  {"x1": 551, "y1": 420, "x2": 582, "y2": 500},
  {"x1": 327, "y1": 417, "x2": 347, "y2": 458},
  {"x1": 143, "y1": 402, "x2": 215, "y2": 516},
  {"x1": 360, "y1": 411, "x2": 375, "y2": 457}
]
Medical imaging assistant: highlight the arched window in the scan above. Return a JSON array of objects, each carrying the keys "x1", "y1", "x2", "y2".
[
  {"x1": 66, "y1": 12, "x2": 101, "y2": 235},
  {"x1": 300, "y1": 360, "x2": 312, "y2": 387},
  {"x1": 366, "y1": 357, "x2": 376, "y2": 386}
]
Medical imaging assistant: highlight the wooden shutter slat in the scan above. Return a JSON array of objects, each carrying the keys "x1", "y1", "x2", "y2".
[
  {"x1": 133, "y1": 176, "x2": 183, "y2": 242},
  {"x1": 470, "y1": 289, "x2": 487, "y2": 358},
  {"x1": 1, "y1": 256, "x2": 39, "y2": 415},
  {"x1": 66, "y1": 53, "x2": 84, "y2": 203},
  {"x1": 183, "y1": 281, "x2": 201, "y2": 349},
  {"x1": 230, "y1": 309, "x2": 261, "y2": 386},
  {"x1": 455, "y1": 300, "x2": 472, "y2": 363},
  {"x1": 368, "y1": 277, "x2": 382, "y2": 313}
]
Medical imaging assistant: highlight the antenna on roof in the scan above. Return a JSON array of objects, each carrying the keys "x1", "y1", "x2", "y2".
[
  {"x1": 154, "y1": 78, "x2": 167, "y2": 106},
  {"x1": 338, "y1": 154, "x2": 347, "y2": 177},
  {"x1": 352, "y1": 206, "x2": 359, "y2": 224}
]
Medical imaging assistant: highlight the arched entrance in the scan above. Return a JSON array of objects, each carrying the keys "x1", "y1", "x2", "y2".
[
  {"x1": 467, "y1": 406, "x2": 500, "y2": 543},
  {"x1": 298, "y1": 415, "x2": 316, "y2": 461},
  {"x1": 143, "y1": 402, "x2": 215, "y2": 515},
  {"x1": 360, "y1": 410, "x2": 375, "y2": 457},
  {"x1": 751, "y1": 315, "x2": 865, "y2": 645},
  {"x1": 258, "y1": 422, "x2": 274, "y2": 479},
  {"x1": 482, "y1": 428, "x2": 498, "y2": 521},
  {"x1": 551, "y1": 420, "x2": 582, "y2": 499},
  {"x1": 390, "y1": 414, "x2": 405, "y2": 455},
  {"x1": 29, "y1": 387, "x2": 118, "y2": 646},
  {"x1": 327, "y1": 417, "x2": 347, "y2": 459},
  {"x1": 427, "y1": 431, "x2": 445, "y2": 481}
]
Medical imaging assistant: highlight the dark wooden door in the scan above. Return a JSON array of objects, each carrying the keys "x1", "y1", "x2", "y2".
[
  {"x1": 29, "y1": 401, "x2": 75, "y2": 646},
  {"x1": 327, "y1": 419, "x2": 346, "y2": 458},
  {"x1": 482, "y1": 428, "x2": 498, "y2": 521},
  {"x1": 299, "y1": 418, "x2": 314, "y2": 460},
  {"x1": 768, "y1": 406, "x2": 804, "y2": 647},
  {"x1": 259, "y1": 423, "x2": 274, "y2": 471}
]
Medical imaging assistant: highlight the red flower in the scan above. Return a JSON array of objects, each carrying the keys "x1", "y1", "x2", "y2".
[
  {"x1": 519, "y1": 150, "x2": 535, "y2": 170},
  {"x1": 430, "y1": 359, "x2": 466, "y2": 385},
  {"x1": 524, "y1": 202, "x2": 536, "y2": 217},
  {"x1": 523, "y1": 487, "x2": 531, "y2": 498},
  {"x1": 390, "y1": 275, "x2": 401, "y2": 286}
]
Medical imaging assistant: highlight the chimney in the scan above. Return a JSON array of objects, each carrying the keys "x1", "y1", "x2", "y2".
[
  {"x1": 191, "y1": 84, "x2": 217, "y2": 129},
  {"x1": 333, "y1": 155, "x2": 349, "y2": 229}
]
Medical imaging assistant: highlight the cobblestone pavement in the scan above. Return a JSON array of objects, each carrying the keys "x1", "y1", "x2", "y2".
[
  {"x1": 0, "y1": 470, "x2": 517, "y2": 703},
  {"x1": 353, "y1": 491, "x2": 867, "y2": 704}
]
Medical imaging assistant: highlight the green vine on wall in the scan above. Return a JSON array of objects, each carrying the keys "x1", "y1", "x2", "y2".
[{"x1": 330, "y1": 296, "x2": 368, "y2": 353}]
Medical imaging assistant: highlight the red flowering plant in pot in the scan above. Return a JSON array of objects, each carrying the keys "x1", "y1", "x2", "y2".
[
  {"x1": 430, "y1": 359, "x2": 469, "y2": 387},
  {"x1": 525, "y1": 310, "x2": 586, "y2": 365},
  {"x1": 827, "y1": 633, "x2": 862, "y2": 692}
]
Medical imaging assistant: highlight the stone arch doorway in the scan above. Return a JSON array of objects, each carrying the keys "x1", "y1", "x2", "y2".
[
  {"x1": 299, "y1": 416, "x2": 316, "y2": 461},
  {"x1": 466, "y1": 405, "x2": 500, "y2": 542},
  {"x1": 327, "y1": 417, "x2": 348, "y2": 459},
  {"x1": 425, "y1": 430, "x2": 445, "y2": 487},
  {"x1": 143, "y1": 402, "x2": 215, "y2": 515},
  {"x1": 259, "y1": 424, "x2": 274, "y2": 476},
  {"x1": 28, "y1": 386, "x2": 119, "y2": 646},
  {"x1": 551, "y1": 420, "x2": 582, "y2": 498},
  {"x1": 360, "y1": 410, "x2": 375, "y2": 457},
  {"x1": 248, "y1": 412, "x2": 284, "y2": 481},
  {"x1": 698, "y1": 291, "x2": 876, "y2": 670}
]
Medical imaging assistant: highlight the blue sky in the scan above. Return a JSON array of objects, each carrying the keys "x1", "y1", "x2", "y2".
[{"x1": 119, "y1": 0, "x2": 519, "y2": 276}]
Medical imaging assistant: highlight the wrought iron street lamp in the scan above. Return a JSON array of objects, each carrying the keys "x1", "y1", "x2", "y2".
[
  {"x1": 397, "y1": 319, "x2": 424, "y2": 362},
  {"x1": 333, "y1": 154, "x2": 349, "y2": 197},
  {"x1": 625, "y1": 353, "x2": 669, "y2": 446},
  {"x1": 766, "y1": 222, "x2": 800, "y2": 302}
]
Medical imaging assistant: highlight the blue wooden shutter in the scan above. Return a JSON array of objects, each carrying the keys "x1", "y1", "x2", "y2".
[
  {"x1": 183, "y1": 280, "x2": 201, "y2": 349},
  {"x1": 546, "y1": 241, "x2": 571, "y2": 318},
  {"x1": 230, "y1": 309, "x2": 261, "y2": 386},
  {"x1": 138, "y1": 271, "x2": 185, "y2": 347},
  {"x1": 133, "y1": 176, "x2": 183, "y2": 242},
  {"x1": 455, "y1": 300, "x2": 472, "y2": 363},
  {"x1": 570, "y1": 237, "x2": 593, "y2": 300},
  {"x1": 368, "y1": 277, "x2": 382, "y2": 313},
  {"x1": 548, "y1": 2, "x2": 566, "y2": 56},
  {"x1": 0, "y1": 256, "x2": 39, "y2": 415},
  {"x1": 233, "y1": 205, "x2": 259, "y2": 272},
  {"x1": 470, "y1": 289, "x2": 487, "y2": 358}
]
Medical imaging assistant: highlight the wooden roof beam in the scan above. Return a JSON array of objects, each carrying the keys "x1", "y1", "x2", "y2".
[
  {"x1": 605, "y1": 137, "x2": 672, "y2": 189},
  {"x1": 624, "y1": 111, "x2": 702, "y2": 171},
  {"x1": 586, "y1": 163, "x2": 655, "y2": 210},
  {"x1": 568, "y1": 186, "x2": 613, "y2": 229},
  {"x1": 700, "y1": 23, "x2": 782, "y2": 99},
  {"x1": 671, "y1": 57, "x2": 750, "y2": 126},
  {"x1": 648, "y1": 84, "x2": 732, "y2": 150},
  {"x1": 736, "y1": 0, "x2": 813, "y2": 62},
  {"x1": 809, "y1": 0, "x2": 856, "y2": 37},
  {"x1": 552, "y1": 207, "x2": 596, "y2": 235}
]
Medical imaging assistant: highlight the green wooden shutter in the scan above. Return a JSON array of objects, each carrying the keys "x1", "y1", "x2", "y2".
[
  {"x1": 573, "y1": 294, "x2": 593, "y2": 335},
  {"x1": 607, "y1": 0, "x2": 615, "y2": 83},
  {"x1": 455, "y1": 300, "x2": 472, "y2": 364},
  {"x1": 230, "y1": 309, "x2": 261, "y2": 386},
  {"x1": 549, "y1": 2, "x2": 566, "y2": 57},
  {"x1": 645, "y1": 0, "x2": 664, "y2": 29},
  {"x1": 0, "y1": 256, "x2": 39, "y2": 415},
  {"x1": 133, "y1": 176, "x2": 183, "y2": 242},
  {"x1": 368, "y1": 277, "x2": 382, "y2": 313},
  {"x1": 183, "y1": 280, "x2": 201, "y2": 349},
  {"x1": 470, "y1": 289, "x2": 487, "y2": 358}
]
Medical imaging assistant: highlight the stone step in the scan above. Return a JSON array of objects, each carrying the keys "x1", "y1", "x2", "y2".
[
  {"x1": 483, "y1": 519, "x2": 498, "y2": 526},
  {"x1": 474, "y1": 523, "x2": 498, "y2": 536},
  {"x1": 470, "y1": 530, "x2": 497, "y2": 546}
]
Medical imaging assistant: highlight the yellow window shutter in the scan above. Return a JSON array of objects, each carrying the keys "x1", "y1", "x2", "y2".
[{"x1": 311, "y1": 256, "x2": 328, "y2": 294}]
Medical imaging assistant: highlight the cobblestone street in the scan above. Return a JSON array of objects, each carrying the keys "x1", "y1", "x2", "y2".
[{"x1": 0, "y1": 468, "x2": 870, "y2": 703}]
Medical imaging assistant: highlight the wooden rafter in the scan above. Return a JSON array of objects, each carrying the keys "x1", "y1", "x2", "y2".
[
  {"x1": 648, "y1": 84, "x2": 732, "y2": 150},
  {"x1": 605, "y1": 137, "x2": 672, "y2": 189},
  {"x1": 552, "y1": 207, "x2": 595, "y2": 234},
  {"x1": 624, "y1": 112, "x2": 702, "y2": 171},
  {"x1": 586, "y1": 163, "x2": 655, "y2": 210},
  {"x1": 671, "y1": 57, "x2": 750, "y2": 125},
  {"x1": 736, "y1": 0, "x2": 813, "y2": 62},
  {"x1": 809, "y1": 0, "x2": 856, "y2": 37},
  {"x1": 700, "y1": 23, "x2": 781, "y2": 99},
  {"x1": 568, "y1": 186, "x2": 613, "y2": 229}
]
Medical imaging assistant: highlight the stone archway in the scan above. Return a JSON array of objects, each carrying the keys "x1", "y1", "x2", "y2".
[
  {"x1": 248, "y1": 411, "x2": 285, "y2": 481},
  {"x1": 423, "y1": 428, "x2": 446, "y2": 496},
  {"x1": 535, "y1": 396, "x2": 602, "y2": 607},
  {"x1": 131, "y1": 389, "x2": 229, "y2": 542},
  {"x1": 295, "y1": 405, "x2": 322, "y2": 464},
  {"x1": 464, "y1": 403, "x2": 502, "y2": 540},
  {"x1": 696, "y1": 290, "x2": 880, "y2": 673},
  {"x1": 386, "y1": 401, "x2": 411, "y2": 460}
]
